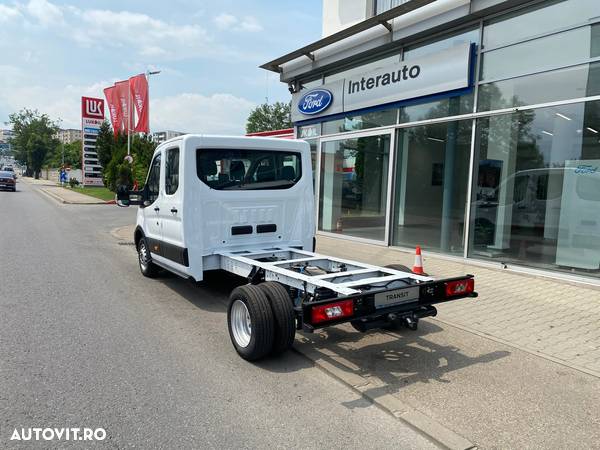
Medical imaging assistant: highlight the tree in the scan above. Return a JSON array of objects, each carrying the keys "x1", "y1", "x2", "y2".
[
  {"x1": 96, "y1": 121, "x2": 127, "y2": 169},
  {"x1": 246, "y1": 101, "x2": 292, "y2": 133},
  {"x1": 8, "y1": 109, "x2": 59, "y2": 178},
  {"x1": 100, "y1": 130, "x2": 157, "y2": 192},
  {"x1": 46, "y1": 140, "x2": 82, "y2": 169}
]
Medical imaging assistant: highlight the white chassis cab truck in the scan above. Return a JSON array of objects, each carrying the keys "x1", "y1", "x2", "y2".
[{"x1": 116, "y1": 135, "x2": 477, "y2": 361}]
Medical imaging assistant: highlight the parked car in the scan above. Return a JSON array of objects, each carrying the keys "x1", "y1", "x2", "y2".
[
  {"x1": 0, "y1": 170, "x2": 16, "y2": 191},
  {"x1": 2, "y1": 166, "x2": 17, "y2": 179}
]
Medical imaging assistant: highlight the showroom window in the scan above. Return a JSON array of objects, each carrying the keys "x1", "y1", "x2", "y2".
[
  {"x1": 322, "y1": 108, "x2": 398, "y2": 135},
  {"x1": 318, "y1": 134, "x2": 391, "y2": 242},
  {"x1": 400, "y1": 93, "x2": 474, "y2": 123},
  {"x1": 392, "y1": 119, "x2": 472, "y2": 254},
  {"x1": 469, "y1": 100, "x2": 600, "y2": 277}
]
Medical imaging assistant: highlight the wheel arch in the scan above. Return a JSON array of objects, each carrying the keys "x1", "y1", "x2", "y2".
[{"x1": 134, "y1": 226, "x2": 145, "y2": 248}]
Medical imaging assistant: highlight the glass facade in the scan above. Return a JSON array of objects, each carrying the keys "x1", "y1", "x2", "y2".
[
  {"x1": 298, "y1": 0, "x2": 600, "y2": 280},
  {"x1": 404, "y1": 27, "x2": 479, "y2": 61},
  {"x1": 322, "y1": 109, "x2": 397, "y2": 135},
  {"x1": 392, "y1": 119, "x2": 472, "y2": 254},
  {"x1": 318, "y1": 134, "x2": 390, "y2": 242},
  {"x1": 470, "y1": 100, "x2": 600, "y2": 274},
  {"x1": 480, "y1": 26, "x2": 598, "y2": 81},
  {"x1": 481, "y1": 0, "x2": 600, "y2": 50}
]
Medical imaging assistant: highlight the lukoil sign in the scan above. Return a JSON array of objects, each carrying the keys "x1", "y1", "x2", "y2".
[{"x1": 81, "y1": 96, "x2": 104, "y2": 119}]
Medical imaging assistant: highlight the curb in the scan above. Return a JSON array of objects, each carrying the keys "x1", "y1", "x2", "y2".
[
  {"x1": 294, "y1": 341, "x2": 476, "y2": 450},
  {"x1": 39, "y1": 187, "x2": 108, "y2": 205}
]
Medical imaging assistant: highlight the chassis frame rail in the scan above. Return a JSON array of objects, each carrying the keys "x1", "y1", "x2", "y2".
[{"x1": 219, "y1": 246, "x2": 433, "y2": 296}]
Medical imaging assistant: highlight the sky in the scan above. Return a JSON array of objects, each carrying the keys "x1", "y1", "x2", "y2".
[{"x1": 0, "y1": 0, "x2": 322, "y2": 134}]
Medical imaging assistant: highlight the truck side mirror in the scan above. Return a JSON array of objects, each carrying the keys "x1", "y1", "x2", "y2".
[{"x1": 116, "y1": 184, "x2": 131, "y2": 207}]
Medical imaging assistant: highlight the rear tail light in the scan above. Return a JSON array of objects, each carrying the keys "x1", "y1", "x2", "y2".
[
  {"x1": 311, "y1": 299, "x2": 354, "y2": 324},
  {"x1": 445, "y1": 278, "x2": 474, "y2": 297}
]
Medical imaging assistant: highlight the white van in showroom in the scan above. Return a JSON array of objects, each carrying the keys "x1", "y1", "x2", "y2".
[{"x1": 117, "y1": 135, "x2": 477, "y2": 361}]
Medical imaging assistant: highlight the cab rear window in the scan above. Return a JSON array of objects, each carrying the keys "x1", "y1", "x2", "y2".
[{"x1": 196, "y1": 148, "x2": 302, "y2": 190}]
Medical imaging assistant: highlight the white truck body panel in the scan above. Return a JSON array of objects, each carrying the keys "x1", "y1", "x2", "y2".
[{"x1": 136, "y1": 135, "x2": 315, "y2": 281}]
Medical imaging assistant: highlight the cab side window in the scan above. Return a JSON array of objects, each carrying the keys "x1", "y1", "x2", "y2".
[
  {"x1": 165, "y1": 148, "x2": 179, "y2": 195},
  {"x1": 146, "y1": 153, "x2": 161, "y2": 205}
]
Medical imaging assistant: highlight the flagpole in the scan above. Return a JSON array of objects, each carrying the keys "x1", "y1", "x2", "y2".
[
  {"x1": 146, "y1": 69, "x2": 161, "y2": 136},
  {"x1": 127, "y1": 81, "x2": 131, "y2": 157}
]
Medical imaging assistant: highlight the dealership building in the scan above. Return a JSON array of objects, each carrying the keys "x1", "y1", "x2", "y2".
[{"x1": 261, "y1": 0, "x2": 600, "y2": 282}]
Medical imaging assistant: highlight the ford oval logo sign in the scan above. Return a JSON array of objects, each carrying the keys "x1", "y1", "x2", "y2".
[{"x1": 298, "y1": 89, "x2": 333, "y2": 115}]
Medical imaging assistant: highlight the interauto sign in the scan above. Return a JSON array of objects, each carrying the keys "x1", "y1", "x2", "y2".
[
  {"x1": 291, "y1": 43, "x2": 473, "y2": 123},
  {"x1": 297, "y1": 89, "x2": 333, "y2": 115}
]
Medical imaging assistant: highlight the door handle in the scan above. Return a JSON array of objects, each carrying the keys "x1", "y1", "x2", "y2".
[
  {"x1": 170, "y1": 208, "x2": 178, "y2": 214},
  {"x1": 154, "y1": 206, "x2": 160, "y2": 212}
]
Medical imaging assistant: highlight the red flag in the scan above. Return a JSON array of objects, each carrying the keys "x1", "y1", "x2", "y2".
[
  {"x1": 129, "y1": 74, "x2": 149, "y2": 133},
  {"x1": 103, "y1": 86, "x2": 121, "y2": 137},
  {"x1": 115, "y1": 80, "x2": 132, "y2": 135}
]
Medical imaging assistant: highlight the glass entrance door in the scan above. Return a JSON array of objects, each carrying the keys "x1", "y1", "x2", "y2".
[{"x1": 318, "y1": 132, "x2": 392, "y2": 243}]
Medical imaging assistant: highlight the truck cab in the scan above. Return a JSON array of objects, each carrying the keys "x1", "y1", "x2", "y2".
[{"x1": 120, "y1": 135, "x2": 315, "y2": 281}]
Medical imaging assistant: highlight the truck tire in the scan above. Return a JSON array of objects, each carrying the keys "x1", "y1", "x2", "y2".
[
  {"x1": 258, "y1": 282, "x2": 296, "y2": 355},
  {"x1": 137, "y1": 237, "x2": 160, "y2": 278},
  {"x1": 228, "y1": 284, "x2": 275, "y2": 361},
  {"x1": 384, "y1": 263, "x2": 414, "y2": 274}
]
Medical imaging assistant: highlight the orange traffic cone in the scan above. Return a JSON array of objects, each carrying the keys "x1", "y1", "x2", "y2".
[{"x1": 413, "y1": 246, "x2": 424, "y2": 275}]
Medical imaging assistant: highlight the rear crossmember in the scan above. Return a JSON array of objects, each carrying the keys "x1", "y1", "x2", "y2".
[{"x1": 219, "y1": 247, "x2": 477, "y2": 332}]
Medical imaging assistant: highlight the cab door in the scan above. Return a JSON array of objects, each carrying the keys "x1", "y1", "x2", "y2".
[
  {"x1": 159, "y1": 146, "x2": 186, "y2": 266},
  {"x1": 143, "y1": 151, "x2": 163, "y2": 257}
]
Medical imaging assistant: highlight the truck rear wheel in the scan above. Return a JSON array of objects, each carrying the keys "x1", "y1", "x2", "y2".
[
  {"x1": 384, "y1": 263, "x2": 414, "y2": 274},
  {"x1": 258, "y1": 282, "x2": 296, "y2": 355},
  {"x1": 228, "y1": 284, "x2": 274, "y2": 361},
  {"x1": 138, "y1": 237, "x2": 160, "y2": 278}
]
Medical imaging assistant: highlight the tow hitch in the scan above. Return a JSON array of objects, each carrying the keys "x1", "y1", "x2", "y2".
[{"x1": 350, "y1": 305, "x2": 437, "y2": 332}]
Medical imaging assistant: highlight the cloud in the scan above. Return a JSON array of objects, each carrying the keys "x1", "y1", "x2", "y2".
[
  {"x1": 4, "y1": 0, "x2": 222, "y2": 61},
  {"x1": 0, "y1": 66, "x2": 111, "y2": 128},
  {"x1": 151, "y1": 93, "x2": 255, "y2": 135},
  {"x1": 213, "y1": 13, "x2": 263, "y2": 32},
  {"x1": 0, "y1": 4, "x2": 21, "y2": 22},
  {"x1": 71, "y1": 8, "x2": 213, "y2": 60},
  {"x1": 238, "y1": 16, "x2": 262, "y2": 32},
  {"x1": 214, "y1": 13, "x2": 237, "y2": 29},
  {"x1": 26, "y1": 0, "x2": 63, "y2": 26}
]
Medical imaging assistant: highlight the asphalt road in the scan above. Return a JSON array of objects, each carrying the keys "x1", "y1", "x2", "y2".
[{"x1": 0, "y1": 182, "x2": 437, "y2": 449}]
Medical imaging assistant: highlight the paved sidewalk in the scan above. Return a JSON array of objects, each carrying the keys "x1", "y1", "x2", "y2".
[
  {"x1": 317, "y1": 235, "x2": 600, "y2": 377},
  {"x1": 18, "y1": 176, "x2": 57, "y2": 186}
]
